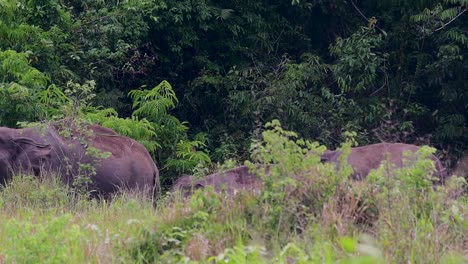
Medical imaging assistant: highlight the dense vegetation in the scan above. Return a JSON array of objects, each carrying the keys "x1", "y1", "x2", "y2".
[
  {"x1": 0, "y1": 0, "x2": 467, "y2": 262},
  {"x1": 0, "y1": 122, "x2": 466, "y2": 263},
  {"x1": 0, "y1": 0, "x2": 467, "y2": 182}
]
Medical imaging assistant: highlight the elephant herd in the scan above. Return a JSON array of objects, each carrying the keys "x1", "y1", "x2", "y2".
[
  {"x1": 173, "y1": 143, "x2": 449, "y2": 197},
  {"x1": 0, "y1": 121, "x2": 456, "y2": 199}
]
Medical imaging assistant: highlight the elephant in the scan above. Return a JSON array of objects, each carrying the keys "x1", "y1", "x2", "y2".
[
  {"x1": 171, "y1": 175, "x2": 204, "y2": 197},
  {"x1": 319, "y1": 143, "x2": 447, "y2": 183},
  {"x1": 453, "y1": 151, "x2": 468, "y2": 178},
  {"x1": 0, "y1": 119, "x2": 159, "y2": 197},
  {"x1": 172, "y1": 143, "x2": 449, "y2": 198},
  {"x1": 172, "y1": 165, "x2": 263, "y2": 197}
]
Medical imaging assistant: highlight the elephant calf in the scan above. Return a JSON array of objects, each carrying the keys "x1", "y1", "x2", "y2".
[
  {"x1": 320, "y1": 143, "x2": 447, "y2": 183},
  {"x1": 172, "y1": 165, "x2": 263, "y2": 197}
]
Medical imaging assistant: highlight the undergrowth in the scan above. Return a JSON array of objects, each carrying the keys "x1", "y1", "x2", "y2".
[{"x1": 0, "y1": 121, "x2": 466, "y2": 263}]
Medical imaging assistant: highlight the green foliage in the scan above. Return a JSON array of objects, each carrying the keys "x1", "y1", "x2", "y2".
[
  {"x1": 0, "y1": 50, "x2": 50, "y2": 126},
  {"x1": 84, "y1": 110, "x2": 160, "y2": 154},
  {"x1": 128, "y1": 81, "x2": 189, "y2": 153},
  {"x1": 38, "y1": 84, "x2": 70, "y2": 118},
  {"x1": 200, "y1": 52, "x2": 364, "y2": 151},
  {"x1": 0, "y1": 0, "x2": 466, "y2": 261},
  {"x1": 247, "y1": 120, "x2": 354, "y2": 240},
  {"x1": 136, "y1": 122, "x2": 466, "y2": 263},
  {"x1": 410, "y1": 2, "x2": 467, "y2": 36},
  {"x1": 77, "y1": 80, "x2": 209, "y2": 187},
  {"x1": 0, "y1": 50, "x2": 49, "y2": 87},
  {"x1": 64, "y1": 80, "x2": 97, "y2": 117},
  {"x1": 0, "y1": 129, "x2": 466, "y2": 263},
  {"x1": 64, "y1": 0, "x2": 158, "y2": 93},
  {"x1": 131, "y1": 187, "x2": 249, "y2": 262},
  {"x1": 363, "y1": 160, "x2": 467, "y2": 263},
  {"x1": 0, "y1": 0, "x2": 466, "y2": 160},
  {"x1": 130, "y1": 80, "x2": 178, "y2": 118},
  {"x1": 330, "y1": 28, "x2": 387, "y2": 93},
  {"x1": 127, "y1": 81, "x2": 212, "y2": 179},
  {"x1": 211, "y1": 240, "x2": 267, "y2": 263},
  {"x1": 0, "y1": 0, "x2": 74, "y2": 82},
  {"x1": 165, "y1": 140, "x2": 211, "y2": 174}
]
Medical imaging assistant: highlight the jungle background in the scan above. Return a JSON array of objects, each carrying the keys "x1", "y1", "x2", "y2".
[
  {"x1": 0, "y1": 0, "x2": 467, "y2": 262},
  {"x1": 1, "y1": 0, "x2": 467, "y2": 184}
]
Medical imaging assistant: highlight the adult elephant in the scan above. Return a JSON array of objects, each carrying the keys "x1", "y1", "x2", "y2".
[
  {"x1": 320, "y1": 143, "x2": 447, "y2": 184},
  {"x1": 0, "y1": 119, "x2": 159, "y2": 197}
]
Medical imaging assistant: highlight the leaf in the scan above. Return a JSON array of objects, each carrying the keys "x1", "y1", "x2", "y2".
[{"x1": 339, "y1": 236, "x2": 357, "y2": 253}]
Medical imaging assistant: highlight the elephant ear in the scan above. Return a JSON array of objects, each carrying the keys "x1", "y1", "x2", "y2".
[
  {"x1": 12, "y1": 137, "x2": 51, "y2": 173},
  {"x1": 194, "y1": 183, "x2": 204, "y2": 189},
  {"x1": 320, "y1": 150, "x2": 341, "y2": 163}
]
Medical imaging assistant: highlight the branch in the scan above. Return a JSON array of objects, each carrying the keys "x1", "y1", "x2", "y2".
[
  {"x1": 350, "y1": 0, "x2": 386, "y2": 34},
  {"x1": 350, "y1": 0, "x2": 369, "y2": 21},
  {"x1": 369, "y1": 72, "x2": 388, "y2": 97},
  {"x1": 434, "y1": 8, "x2": 467, "y2": 33}
]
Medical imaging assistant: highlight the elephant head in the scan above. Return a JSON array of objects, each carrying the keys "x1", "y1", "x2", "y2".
[
  {"x1": 172, "y1": 165, "x2": 264, "y2": 198},
  {"x1": 0, "y1": 128, "x2": 51, "y2": 183},
  {"x1": 171, "y1": 175, "x2": 205, "y2": 197},
  {"x1": 320, "y1": 150, "x2": 341, "y2": 163}
]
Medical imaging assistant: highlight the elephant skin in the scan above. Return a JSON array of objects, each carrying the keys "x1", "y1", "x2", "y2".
[
  {"x1": 453, "y1": 151, "x2": 468, "y2": 177},
  {"x1": 172, "y1": 165, "x2": 264, "y2": 197},
  {"x1": 320, "y1": 143, "x2": 447, "y2": 183},
  {"x1": 0, "y1": 120, "x2": 159, "y2": 197}
]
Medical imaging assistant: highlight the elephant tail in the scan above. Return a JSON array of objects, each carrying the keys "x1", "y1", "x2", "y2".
[
  {"x1": 434, "y1": 157, "x2": 448, "y2": 185},
  {"x1": 152, "y1": 163, "x2": 161, "y2": 201}
]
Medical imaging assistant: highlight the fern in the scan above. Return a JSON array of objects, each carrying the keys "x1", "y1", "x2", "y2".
[
  {"x1": 130, "y1": 80, "x2": 178, "y2": 119},
  {"x1": 411, "y1": 2, "x2": 467, "y2": 35},
  {"x1": 444, "y1": 28, "x2": 468, "y2": 47},
  {"x1": 445, "y1": 0, "x2": 468, "y2": 6},
  {"x1": 86, "y1": 80, "x2": 212, "y2": 176},
  {"x1": 84, "y1": 110, "x2": 160, "y2": 153},
  {"x1": 165, "y1": 140, "x2": 211, "y2": 174},
  {"x1": 440, "y1": 7, "x2": 462, "y2": 20}
]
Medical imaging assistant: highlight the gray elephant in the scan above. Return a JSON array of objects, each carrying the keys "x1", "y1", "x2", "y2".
[
  {"x1": 172, "y1": 165, "x2": 264, "y2": 197},
  {"x1": 320, "y1": 143, "x2": 447, "y2": 183},
  {"x1": 0, "y1": 120, "x2": 159, "y2": 197},
  {"x1": 453, "y1": 151, "x2": 468, "y2": 178}
]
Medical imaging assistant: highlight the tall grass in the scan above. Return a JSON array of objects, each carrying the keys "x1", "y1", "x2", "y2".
[
  {"x1": 0, "y1": 122, "x2": 466, "y2": 263},
  {"x1": 0, "y1": 174, "x2": 158, "y2": 263}
]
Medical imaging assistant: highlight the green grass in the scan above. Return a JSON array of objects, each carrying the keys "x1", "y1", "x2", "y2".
[
  {"x1": 0, "y1": 167, "x2": 466, "y2": 263},
  {"x1": 0, "y1": 124, "x2": 466, "y2": 263}
]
